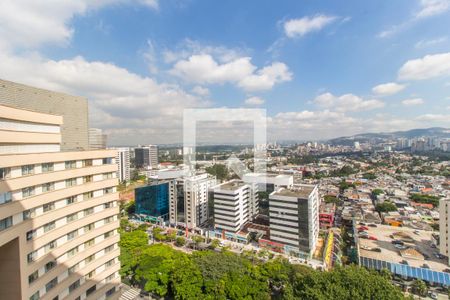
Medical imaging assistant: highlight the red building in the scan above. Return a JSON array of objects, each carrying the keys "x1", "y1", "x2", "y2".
[{"x1": 319, "y1": 203, "x2": 335, "y2": 229}]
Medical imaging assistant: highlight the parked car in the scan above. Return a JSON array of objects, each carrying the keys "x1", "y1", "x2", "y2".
[
  {"x1": 369, "y1": 236, "x2": 378, "y2": 241},
  {"x1": 422, "y1": 264, "x2": 430, "y2": 269},
  {"x1": 359, "y1": 226, "x2": 369, "y2": 231},
  {"x1": 368, "y1": 224, "x2": 377, "y2": 227},
  {"x1": 394, "y1": 244, "x2": 407, "y2": 250},
  {"x1": 392, "y1": 240, "x2": 404, "y2": 245},
  {"x1": 400, "y1": 260, "x2": 409, "y2": 265}
]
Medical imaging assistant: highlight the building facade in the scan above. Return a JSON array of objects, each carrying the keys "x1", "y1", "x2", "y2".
[
  {"x1": 213, "y1": 180, "x2": 250, "y2": 233},
  {"x1": 135, "y1": 181, "x2": 173, "y2": 221},
  {"x1": 114, "y1": 148, "x2": 130, "y2": 183},
  {"x1": 89, "y1": 128, "x2": 107, "y2": 150},
  {"x1": 439, "y1": 198, "x2": 450, "y2": 264},
  {"x1": 134, "y1": 145, "x2": 158, "y2": 169},
  {"x1": 0, "y1": 104, "x2": 120, "y2": 300},
  {"x1": 0, "y1": 78, "x2": 89, "y2": 151},
  {"x1": 269, "y1": 184, "x2": 319, "y2": 257}
]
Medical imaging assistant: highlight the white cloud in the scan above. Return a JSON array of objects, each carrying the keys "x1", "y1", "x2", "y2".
[
  {"x1": 401, "y1": 98, "x2": 424, "y2": 106},
  {"x1": 0, "y1": 52, "x2": 208, "y2": 144},
  {"x1": 170, "y1": 54, "x2": 292, "y2": 91},
  {"x1": 244, "y1": 96, "x2": 265, "y2": 106},
  {"x1": 398, "y1": 52, "x2": 450, "y2": 80},
  {"x1": 0, "y1": 0, "x2": 158, "y2": 50},
  {"x1": 283, "y1": 15, "x2": 337, "y2": 38},
  {"x1": 415, "y1": 36, "x2": 447, "y2": 48},
  {"x1": 313, "y1": 92, "x2": 385, "y2": 112},
  {"x1": 415, "y1": 113, "x2": 450, "y2": 121},
  {"x1": 372, "y1": 82, "x2": 406, "y2": 96},
  {"x1": 416, "y1": 0, "x2": 450, "y2": 18},
  {"x1": 191, "y1": 86, "x2": 210, "y2": 97}
]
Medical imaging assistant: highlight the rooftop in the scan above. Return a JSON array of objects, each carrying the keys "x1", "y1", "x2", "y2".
[
  {"x1": 217, "y1": 180, "x2": 248, "y2": 191},
  {"x1": 272, "y1": 184, "x2": 316, "y2": 199},
  {"x1": 357, "y1": 224, "x2": 448, "y2": 272}
]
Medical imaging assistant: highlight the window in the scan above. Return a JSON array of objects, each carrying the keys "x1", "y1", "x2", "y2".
[
  {"x1": 65, "y1": 178, "x2": 77, "y2": 187},
  {"x1": 66, "y1": 196, "x2": 77, "y2": 205},
  {"x1": 68, "y1": 263, "x2": 79, "y2": 274},
  {"x1": 104, "y1": 216, "x2": 114, "y2": 224},
  {"x1": 67, "y1": 230, "x2": 78, "y2": 240},
  {"x1": 105, "y1": 259, "x2": 115, "y2": 268},
  {"x1": 46, "y1": 277, "x2": 58, "y2": 292},
  {"x1": 43, "y1": 221, "x2": 55, "y2": 233},
  {"x1": 22, "y1": 186, "x2": 35, "y2": 198},
  {"x1": 105, "y1": 273, "x2": 116, "y2": 283},
  {"x1": 65, "y1": 160, "x2": 76, "y2": 169},
  {"x1": 67, "y1": 247, "x2": 78, "y2": 258},
  {"x1": 28, "y1": 270, "x2": 38, "y2": 284},
  {"x1": 0, "y1": 216, "x2": 12, "y2": 231},
  {"x1": 23, "y1": 209, "x2": 35, "y2": 220},
  {"x1": 0, "y1": 191, "x2": 12, "y2": 205},
  {"x1": 83, "y1": 191, "x2": 93, "y2": 200},
  {"x1": 104, "y1": 202, "x2": 112, "y2": 209},
  {"x1": 104, "y1": 244, "x2": 114, "y2": 253},
  {"x1": 22, "y1": 165, "x2": 34, "y2": 175},
  {"x1": 69, "y1": 279, "x2": 80, "y2": 293},
  {"x1": 102, "y1": 157, "x2": 112, "y2": 164},
  {"x1": 30, "y1": 291, "x2": 39, "y2": 300},
  {"x1": 84, "y1": 207, "x2": 94, "y2": 216},
  {"x1": 44, "y1": 240, "x2": 57, "y2": 253},
  {"x1": 43, "y1": 202, "x2": 55, "y2": 212},
  {"x1": 82, "y1": 159, "x2": 93, "y2": 167},
  {"x1": 84, "y1": 239, "x2": 95, "y2": 248},
  {"x1": 86, "y1": 285, "x2": 97, "y2": 296},
  {"x1": 26, "y1": 230, "x2": 36, "y2": 241},
  {"x1": 83, "y1": 175, "x2": 93, "y2": 183},
  {"x1": 67, "y1": 213, "x2": 78, "y2": 222},
  {"x1": 106, "y1": 287, "x2": 116, "y2": 297},
  {"x1": 27, "y1": 251, "x2": 37, "y2": 263},
  {"x1": 104, "y1": 187, "x2": 114, "y2": 194},
  {"x1": 84, "y1": 223, "x2": 94, "y2": 232},
  {"x1": 85, "y1": 254, "x2": 95, "y2": 264},
  {"x1": 45, "y1": 261, "x2": 56, "y2": 272},
  {"x1": 103, "y1": 172, "x2": 113, "y2": 180},
  {"x1": 41, "y1": 163, "x2": 54, "y2": 172},
  {"x1": 42, "y1": 182, "x2": 54, "y2": 193},
  {"x1": 104, "y1": 230, "x2": 114, "y2": 239},
  {"x1": 0, "y1": 167, "x2": 10, "y2": 180},
  {"x1": 85, "y1": 270, "x2": 95, "y2": 279}
]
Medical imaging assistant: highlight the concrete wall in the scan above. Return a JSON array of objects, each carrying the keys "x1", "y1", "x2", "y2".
[{"x1": 0, "y1": 79, "x2": 89, "y2": 151}]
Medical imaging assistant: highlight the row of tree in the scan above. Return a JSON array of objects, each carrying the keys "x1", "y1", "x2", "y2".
[{"x1": 119, "y1": 228, "x2": 406, "y2": 300}]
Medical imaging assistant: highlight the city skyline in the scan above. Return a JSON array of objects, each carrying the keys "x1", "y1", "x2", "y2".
[{"x1": 0, "y1": 1, "x2": 450, "y2": 145}]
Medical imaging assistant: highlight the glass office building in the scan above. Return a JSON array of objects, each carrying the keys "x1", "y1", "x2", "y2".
[{"x1": 135, "y1": 182, "x2": 170, "y2": 220}]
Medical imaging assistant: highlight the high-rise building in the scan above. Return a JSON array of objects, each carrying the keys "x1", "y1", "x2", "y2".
[
  {"x1": 0, "y1": 78, "x2": 89, "y2": 151},
  {"x1": 0, "y1": 103, "x2": 120, "y2": 299},
  {"x1": 135, "y1": 181, "x2": 174, "y2": 221},
  {"x1": 89, "y1": 128, "x2": 107, "y2": 150},
  {"x1": 439, "y1": 198, "x2": 450, "y2": 264},
  {"x1": 242, "y1": 173, "x2": 293, "y2": 219},
  {"x1": 269, "y1": 184, "x2": 319, "y2": 257},
  {"x1": 170, "y1": 174, "x2": 216, "y2": 228},
  {"x1": 114, "y1": 148, "x2": 130, "y2": 183},
  {"x1": 134, "y1": 145, "x2": 158, "y2": 169},
  {"x1": 213, "y1": 180, "x2": 250, "y2": 233}
]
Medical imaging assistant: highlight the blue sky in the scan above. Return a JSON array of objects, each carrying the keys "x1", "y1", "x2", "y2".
[{"x1": 0, "y1": 0, "x2": 449, "y2": 144}]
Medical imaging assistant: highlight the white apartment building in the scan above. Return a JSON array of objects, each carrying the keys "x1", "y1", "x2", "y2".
[
  {"x1": 134, "y1": 145, "x2": 158, "y2": 169},
  {"x1": 269, "y1": 184, "x2": 319, "y2": 257},
  {"x1": 439, "y1": 198, "x2": 450, "y2": 264},
  {"x1": 168, "y1": 173, "x2": 216, "y2": 229},
  {"x1": 213, "y1": 180, "x2": 250, "y2": 233},
  {"x1": 114, "y1": 148, "x2": 130, "y2": 183},
  {"x1": 0, "y1": 95, "x2": 120, "y2": 299},
  {"x1": 242, "y1": 173, "x2": 294, "y2": 219}
]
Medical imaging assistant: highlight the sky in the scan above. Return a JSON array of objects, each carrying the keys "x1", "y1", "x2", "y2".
[{"x1": 0, "y1": 0, "x2": 450, "y2": 145}]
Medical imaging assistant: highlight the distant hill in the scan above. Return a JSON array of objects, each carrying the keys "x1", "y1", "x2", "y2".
[{"x1": 328, "y1": 127, "x2": 450, "y2": 146}]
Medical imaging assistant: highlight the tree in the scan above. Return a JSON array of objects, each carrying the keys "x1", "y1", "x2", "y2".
[
  {"x1": 167, "y1": 230, "x2": 177, "y2": 242},
  {"x1": 324, "y1": 195, "x2": 339, "y2": 204},
  {"x1": 363, "y1": 173, "x2": 377, "y2": 180},
  {"x1": 372, "y1": 189, "x2": 384, "y2": 197},
  {"x1": 210, "y1": 239, "x2": 220, "y2": 249},
  {"x1": 205, "y1": 164, "x2": 229, "y2": 181},
  {"x1": 175, "y1": 236, "x2": 186, "y2": 247},
  {"x1": 411, "y1": 279, "x2": 428, "y2": 297},
  {"x1": 119, "y1": 230, "x2": 148, "y2": 280},
  {"x1": 376, "y1": 201, "x2": 397, "y2": 212},
  {"x1": 152, "y1": 227, "x2": 167, "y2": 242},
  {"x1": 410, "y1": 193, "x2": 440, "y2": 207}
]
